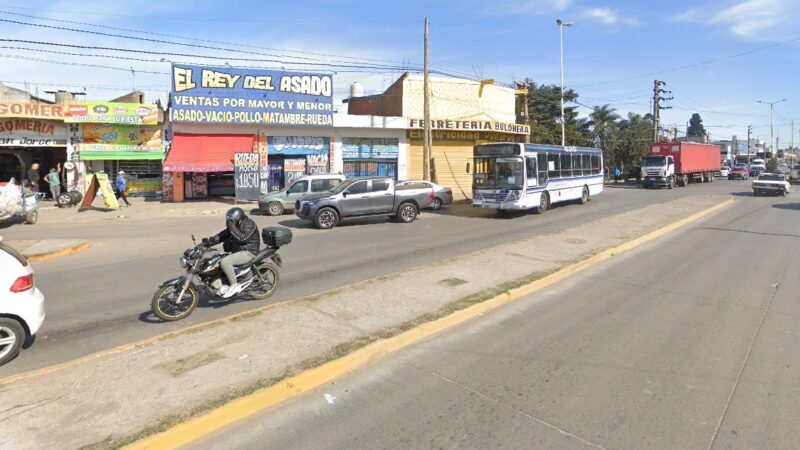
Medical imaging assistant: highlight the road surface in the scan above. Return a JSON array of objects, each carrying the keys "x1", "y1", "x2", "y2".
[
  {"x1": 0, "y1": 181, "x2": 745, "y2": 376},
  {"x1": 192, "y1": 185, "x2": 799, "y2": 449}
]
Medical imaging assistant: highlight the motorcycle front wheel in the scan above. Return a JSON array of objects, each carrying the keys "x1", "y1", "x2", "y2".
[
  {"x1": 249, "y1": 262, "x2": 280, "y2": 299},
  {"x1": 151, "y1": 284, "x2": 199, "y2": 321}
]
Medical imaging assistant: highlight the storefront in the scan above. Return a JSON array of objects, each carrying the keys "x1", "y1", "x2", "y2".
[
  {"x1": 346, "y1": 73, "x2": 530, "y2": 200},
  {"x1": 66, "y1": 101, "x2": 163, "y2": 197},
  {"x1": 341, "y1": 137, "x2": 399, "y2": 179},
  {"x1": 0, "y1": 102, "x2": 67, "y2": 191}
]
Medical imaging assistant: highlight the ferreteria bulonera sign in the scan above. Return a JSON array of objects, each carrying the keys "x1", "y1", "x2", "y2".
[
  {"x1": 407, "y1": 118, "x2": 530, "y2": 135},
  {"x1": 170, "y1": 64, "x2": 334, "y2": 127}
]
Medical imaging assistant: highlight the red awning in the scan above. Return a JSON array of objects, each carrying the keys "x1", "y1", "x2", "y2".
[{"x1": 163, "y1": 133, "x2": 255, "y2": 172}]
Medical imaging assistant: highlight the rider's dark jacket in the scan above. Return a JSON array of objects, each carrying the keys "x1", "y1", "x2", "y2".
[{"x1": 207, "y1": 217, "x2": 260, "y2": 254}]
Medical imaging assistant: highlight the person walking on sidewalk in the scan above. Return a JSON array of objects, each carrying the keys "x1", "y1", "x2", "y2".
[
  {"x1": 27, "y1": 163, "x2": 40, "y2": 193},
  {"x1": 201, "y1": 207, "x2": 260, "y2": 300},
  {"x1": 46, "y1": 167, "x2": 61, "y2": 201},
  {"x1": 115, "y1": 170, "x2": 132, "y2": 206}
]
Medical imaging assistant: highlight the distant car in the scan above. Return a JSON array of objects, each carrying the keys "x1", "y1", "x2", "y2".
[
  {"x1": 728, "y1": 166, "x2": 749, "y2": 180},
  {"x1": 749, "y1": 164, "x2": 766, "y2": 178},
  {"x1": 752, "y1": 173, "x2": 790, "y2": 196},
  {"x1": 717, "y1": 166, "x2": 730, "y2": 177},
  {"x1": 789, "y1": 164, "x2": 800, "y2": 184},
  {"x1": 258, "y1": 174, "x2": 346, "y2": 216},
  {"x1": 397, "y1": 181, "x2": 453, "y2": 210},
  {"x1": 295, "y1": 177, "x2": 434, "y2": 229},
  {"x1": 777, "y1": 163, "x2": 791, "y2": 175},
  {"x1": 0, "y1": 237, "x2": 45, "y2": 366}
]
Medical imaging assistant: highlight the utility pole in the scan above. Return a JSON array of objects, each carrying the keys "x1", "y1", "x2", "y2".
[
  {"x1": 747, "y1": 125, "x2": 752, "y2": 162},
  {"x1": 422, "y1": 17, "x2": 431, "y2": 181},
  {"x1": 652, "y1": 80, "x2": 672, "y2": 142},
  {"x1": 556, "y1": 19, "x2": 573, "y2": 147},
  {"x1": 757, "y1": 99, "x2": 787, "y2": 156}
]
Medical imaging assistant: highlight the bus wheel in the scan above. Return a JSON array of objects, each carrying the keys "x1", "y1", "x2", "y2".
[
  {"x1": 536, "y1": 192, "x2": 550, "y2": 214},
  {"x1": 580, "y1": 186, "x2": 590, "y2": 204}
]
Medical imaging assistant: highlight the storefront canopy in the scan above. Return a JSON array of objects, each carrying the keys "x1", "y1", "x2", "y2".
[{"x1": 163, "y1": 133, "x2": 254, "y2": 172}]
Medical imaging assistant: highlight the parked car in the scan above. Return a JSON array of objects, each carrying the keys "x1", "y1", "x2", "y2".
[
  {"x1": 717, "y1": 166, "x2": 730, "y2": 178},
  {"x1": 749, "y1": 164, "x2": 766, "y2": 178},
  {"x1": 258, "y1": 174, "x2": 346, "y2": 216},
  {"x1": 752, "y1": 173, "x2": 790, "y2": 196},
  {"x1": 396, "y1": 180, "x2": 453, "y2": 210},
  {"x1": 295, "y1": 177, "x2": 434, "y2": 229},
  {"x1": 0, "y1": 237, "x2": 45, "y2": 366},
  {"x1": 728, "y1": 166, "x2": 749, "y2": 180},
  {"x1": 788, "y1": 164, "x2": 800, "y2": 184}
]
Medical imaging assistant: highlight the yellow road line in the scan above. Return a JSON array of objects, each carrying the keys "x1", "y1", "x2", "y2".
[
  {"x1": 26, "y1": 241, "x2": 91, "y2": 262},
  {"x1": 125, "y1": 197, "x2": 734, "y2": 450}
]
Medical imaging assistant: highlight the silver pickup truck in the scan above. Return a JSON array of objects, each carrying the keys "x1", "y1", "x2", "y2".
[{"x1": 295, "y1": 177, "x2": 434, "y2": 229}]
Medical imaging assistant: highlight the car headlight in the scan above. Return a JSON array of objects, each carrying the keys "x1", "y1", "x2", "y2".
[{"x1": 179, "y1": 256, "x2": 189, "y2": 268}]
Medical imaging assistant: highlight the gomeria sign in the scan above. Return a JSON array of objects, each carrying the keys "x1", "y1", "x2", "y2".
[
  {"x1": 0, "y1": 102, "x2": 64, "y2": 120},
  {"x1": 170, "y1": 64, "x2": 334, "y2": 127},
  {"x1": 0, "y1": 119, "x2": 67, "y2": 147}
]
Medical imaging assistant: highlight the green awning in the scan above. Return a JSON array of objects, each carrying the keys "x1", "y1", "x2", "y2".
[{"x1": 80, "y1": 151, "x2": 164, "y2": 160}]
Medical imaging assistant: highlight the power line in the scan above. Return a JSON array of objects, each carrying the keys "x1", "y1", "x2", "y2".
[{"x1": 0, "y1": 53, "x2": 168, "y2": 74}]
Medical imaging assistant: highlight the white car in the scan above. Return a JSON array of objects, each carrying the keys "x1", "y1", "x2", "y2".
[
  {"x1": 0, "y1": 237, "x2": 45, "y2": 366},
  {"x1": 718, "y1": 166, "x2": 730, "y2": 177},
  {"x1": 752, "y1": 173, "x2": 791, "y2": 196}
]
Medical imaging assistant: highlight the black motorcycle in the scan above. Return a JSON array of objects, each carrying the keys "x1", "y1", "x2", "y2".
[{"x1": 151, "y1": 227, "x2": 292, "y2": 321}]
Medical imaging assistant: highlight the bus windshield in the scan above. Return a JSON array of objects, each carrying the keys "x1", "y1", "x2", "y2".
[
  {"x1": 473, "y1": 157, "x2": 523, "y2": 189},
  {"x1": 644, "y1": 156, "x2": 666, "y2": 167}
]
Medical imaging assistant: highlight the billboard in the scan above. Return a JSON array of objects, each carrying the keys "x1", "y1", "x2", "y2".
[
  {"x1": 268, "y1": 136, "x2": 329, "y2": 156},
  {"x1": 64, "y1": 101, "x2": 159, "y2": 125},
  {"x1": 81, "y1": 124, "x2": 162, "y2": 151},
  {"x1": 170, "y1": 64, "x2": 334, "y2": 127}
]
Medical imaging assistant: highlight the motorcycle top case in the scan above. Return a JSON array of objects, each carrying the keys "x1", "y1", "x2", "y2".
[{"x1": 262, "y1": 226, "x2": 293, "y2": 248}]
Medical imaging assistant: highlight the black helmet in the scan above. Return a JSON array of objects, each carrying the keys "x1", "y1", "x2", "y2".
[{"x1": 226, "y1": 207, "x2": 246, "y2": 224}]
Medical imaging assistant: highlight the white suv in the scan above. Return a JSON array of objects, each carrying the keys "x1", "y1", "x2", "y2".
[{"x1": 0, "y1": 237, "x2": 46, "y2": 366}]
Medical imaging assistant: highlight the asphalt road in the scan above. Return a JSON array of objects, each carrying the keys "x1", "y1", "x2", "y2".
[
  {"x1": 0, "y1": 181, "x2": 747, "y2": 376},
  {"x1": 192, "y1": 183, "x2": 800, "y2": 449}
]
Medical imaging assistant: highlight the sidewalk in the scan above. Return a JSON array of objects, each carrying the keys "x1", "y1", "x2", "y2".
[
  {"x1": 0, "y1": 194, "x2": 731, "y2": 450},
  {"x1": 5, "y1": 239, "x2": 90, "y2": 261}
]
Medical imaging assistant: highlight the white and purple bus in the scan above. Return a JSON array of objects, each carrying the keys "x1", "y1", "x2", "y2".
[{"x1": 471, "y1": 142, "x2": 604, "y2": 213}]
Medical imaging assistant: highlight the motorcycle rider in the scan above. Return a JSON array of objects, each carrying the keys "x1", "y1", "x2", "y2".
[{"x1": 202, "y1": 207, "x2": 260, "y2": 299}]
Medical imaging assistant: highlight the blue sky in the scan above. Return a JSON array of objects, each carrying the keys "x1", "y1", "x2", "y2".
[{"x1": 0, "y1": 0, "x2": 798, "y2": 147}]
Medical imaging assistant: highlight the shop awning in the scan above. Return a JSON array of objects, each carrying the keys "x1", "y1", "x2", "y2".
[{"x1": 163, "y1": 133, "x2": 254, "y2": 172}]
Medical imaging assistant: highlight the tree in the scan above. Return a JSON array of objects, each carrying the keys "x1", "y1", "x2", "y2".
[
  {"x1": 522, "y1": 80, "x2": 591, "y2": 146},
  {"x1": 687, "y1": 113, "x2": 706, "y2": 138},
  {"x1": 616, "y1": 113, "x2": 653, "y2": 169},
  {"x1": 587, "y1": 104, "x2": 621, "y2": 167}
]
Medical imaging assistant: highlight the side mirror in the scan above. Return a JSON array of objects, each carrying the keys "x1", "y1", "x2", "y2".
[
  {"x1": 191, "y1": 234, "x2": 196, "y2": 243},
  {"x1": 342, "y1": 190, "x2": 349, "y2": 198},
  {"x1": 465, "y1": 162, "x2": 471, "y2": 174}
]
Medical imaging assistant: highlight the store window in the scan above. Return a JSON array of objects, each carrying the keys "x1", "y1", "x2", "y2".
[{"x1": 342, "y1": 137, "x2": 399, "y2": 179}]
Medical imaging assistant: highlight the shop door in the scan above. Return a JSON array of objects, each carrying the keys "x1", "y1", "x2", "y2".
[{"x1": 268, "y1": 163, "x2": 283, "y2": 192}]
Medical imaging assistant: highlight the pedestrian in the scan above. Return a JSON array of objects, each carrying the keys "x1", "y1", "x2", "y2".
[
  {"x1": 613, "y1": 167, "x2": 622, "y2": 183},
  {"x1": 27, "y1": 163, "x2": 40, "y2": 192},
  {"x1": 115, "y1": 170, "x2": 132, "y2": 207},
  {"x1": 46, "y1": 167, "x2": 61, "y2": 201}
]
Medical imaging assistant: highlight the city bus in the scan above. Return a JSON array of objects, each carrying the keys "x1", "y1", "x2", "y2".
[{"x1": 470, "y1": 142, "x2": 604, "y2": 213}]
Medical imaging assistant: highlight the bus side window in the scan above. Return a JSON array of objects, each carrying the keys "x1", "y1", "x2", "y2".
[
  {"x1": 591, "y1": 155, "x2": 601, "y2": 175},
  {"x1": 526, "y1": 158, "x2": 537, "y2": 185},
  {"x1": 537, "y1": 153, "x2": 548, "y2": 184},
  {"x1": 560, "y1": 153, "x2": 572, "y2": 178},
  {"x1": 548, "y1": 153, "x2": 560, "y2": 179},
  {"x1": 582, "y1": 154, "x2": 590, "y2": 176}
]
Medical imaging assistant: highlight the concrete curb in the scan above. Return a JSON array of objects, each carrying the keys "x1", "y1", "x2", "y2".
[
  {"x1": 24, "y1": 240, "x2": 91, "y2": 262},
  {"x1": 124, "y1": 197, "x2": 735, "y2": 450}
]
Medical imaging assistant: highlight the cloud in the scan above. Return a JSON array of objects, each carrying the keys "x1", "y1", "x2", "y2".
[
  {"x1": 475, "y1": 0, "x2": 573, "y2": 16},
  {"x1": 583, "y1": 7, "x2": 640, "y2": 26},
  {"x1": 676, "y1": 0, "x2": 799, "y2": 39}
]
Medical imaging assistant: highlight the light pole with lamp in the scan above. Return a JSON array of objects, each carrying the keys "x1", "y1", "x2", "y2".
[
  {"x1": 757, "y1": 98, "x2": 786, "y2": 157},
  {"x1": 557, "y1": 18, "x2": 573, "y2": 147}
]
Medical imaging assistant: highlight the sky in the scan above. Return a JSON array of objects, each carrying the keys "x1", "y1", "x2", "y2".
[{"x1": 0, "y1": 0, "x2": 798, "y2": 147}]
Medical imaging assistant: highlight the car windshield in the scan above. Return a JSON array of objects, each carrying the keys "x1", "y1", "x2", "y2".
[
  {"x1": 758, "y1": 174, "x2": 784, "y2": 181},
  {"x1": 644, "y1": 156, "x2": 666, "y2": 167}
]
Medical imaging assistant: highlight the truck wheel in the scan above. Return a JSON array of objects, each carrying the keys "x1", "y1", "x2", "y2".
[
  {"x1": 579, "y1": 186, "x2": 590, "y2": 204},
  {"x1": 266, "y1": 202, "x2": 284, "y2": 216},
  {"x1": 0, "y1": 318, "x2": 25, "y2": 366},
  {"x1": 314, "y1": 208, "x2": 339, "y2": 229},
  {"x1": 396, "y1": 202, "x2": 418, "y2": 223},
  {"x1": 535, "y1": 192, "x2": 550, "y2": 214}
]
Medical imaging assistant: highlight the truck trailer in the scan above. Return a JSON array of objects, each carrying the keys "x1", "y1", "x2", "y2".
[{"x1": 642, "y1": 142, "x2": 720, "y2": 188}]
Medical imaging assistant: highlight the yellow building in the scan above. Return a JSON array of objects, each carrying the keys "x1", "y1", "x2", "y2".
[{"x1": 347, "y1": 73, "x2": 528, "y2": 200}]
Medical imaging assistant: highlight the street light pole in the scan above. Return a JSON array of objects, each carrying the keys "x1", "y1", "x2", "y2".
[
  {"x1": 757, "y1": 99, "x2": 787, "y2": 156},
  {"x1": 557, "y1": 19, "x2": 573, "y2": 147}
]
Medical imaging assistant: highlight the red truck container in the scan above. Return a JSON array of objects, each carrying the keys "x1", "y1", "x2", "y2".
[{"x1": 642, "y1": 142, "x2": 720, "y2": 188}]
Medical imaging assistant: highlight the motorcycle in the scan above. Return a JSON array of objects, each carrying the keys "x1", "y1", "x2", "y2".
[{"x1": 151, "y1": 226, "x2": 292, "y2": 321}]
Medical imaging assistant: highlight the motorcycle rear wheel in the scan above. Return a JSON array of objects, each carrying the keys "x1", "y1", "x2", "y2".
[
  {"x1": 151, "y1": 284, "x2": 199, "y2": 321},
  {"x1": 249, "y1": 262, "x2": 280, "y2": 299}
]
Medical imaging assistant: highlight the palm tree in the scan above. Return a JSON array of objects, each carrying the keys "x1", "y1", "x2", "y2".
[{"x1": 587, "y1": 105, "x2": 620, "y2": 166}]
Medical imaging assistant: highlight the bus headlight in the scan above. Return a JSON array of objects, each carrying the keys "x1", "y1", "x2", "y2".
[{"x1": 508, "y1": 190, "x2": 521, "y2": 201}]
